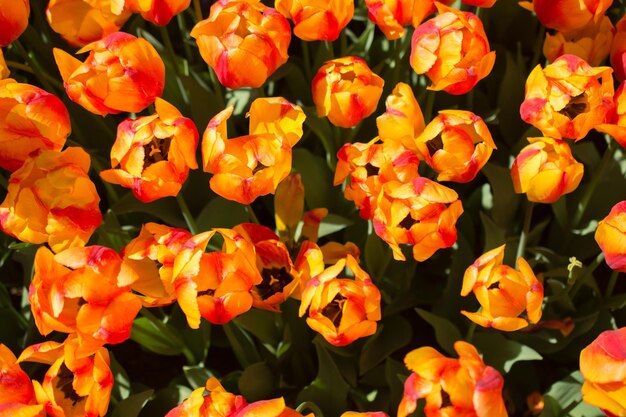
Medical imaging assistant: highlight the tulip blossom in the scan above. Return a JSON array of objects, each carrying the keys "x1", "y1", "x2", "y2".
[
  {"x1": 18, "y1": 335, "x2": 113, "y2": 417},
  {"x1": 410, "y1": 3, "x2": 496, "y2": 95},
  {"x1": 0, "y1": 148, "x2": 102, "y2": 253},
  {"x1": 341, "y1": 413, "x2": 389, "y2": 417},
  {"x1": 511, "y1": 137, "x2": 584, "y2": 204},
  {"x1": 191, "y1": 0, "x2": 291, "y2": 89},
  {"x1": 275, "y1": 0, "x2": 352, "y2": 41},
  {"x1": 0, "y1": 79, "x2": 71, "y2": 171},
  {"x1": 124, "y1": 0, "x2": 191, "y2": 26},
  {"x1": 0, "y1": 0, "x2": 29, "y2": 47},
  {"x1": 579, "y1": 327, "x2": 626, "y2": 417},
  {"x1": 299, "y1": 255, "x2": 381, "y2": 346},
  {"x1": 461, "y1": 245, "x2": 544, "y2": 331},
  {"x1": 611, "y1": 15, "x2": 626, "y2": 81},
  {"x1": 595, "y1": 201, "x2": 626, "y2": 273},
  {"x1": 46, "y1": 0, "x2": 132, "y2": 46},
  {"x1": 364, "y1": 0, "x2": 453, "y2": 39},
  {"x1": 376, "y1": 82, "x2": 425, "y2": 152},
  {"x1": 312, "y1": 56, "x2": 384, "y2": 128},
  {"x1": 520, "y1": 0, "x2": 612, "y2": 33},
  {"x1": 30, "y1": 246, "x2": 142, "y2": 354},
  {"x1": 0, "y1": 49, "x2": 9, "y2": 79},
  {"x1": 415, "y1": 110, "x2": 496, "y2": 183},
  {"x1": 398, "y1": 341, "x2": 507, "y2": 417},
  {"x1": 544, "y1": 16, "x2": 614, "y2": 67},
  {"x1": 520, "y1": 54, "x2": 613, "y2": 140},
  {"x1": 53, "y1": 31, "x2": 165, "y2": 116},
  {"x1": 100, "y1": 98, "x2": 198, "y2": 202},
  {"x1": 202, "y1": 97, "x2": 305, "y2": 205},
  {"x1": 0, "y1": 344, "x2": 44, "y2": 417}
]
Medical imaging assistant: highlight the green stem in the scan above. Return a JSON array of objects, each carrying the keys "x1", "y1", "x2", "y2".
[
  {"x1": 160, "y1": 26, "x2": 189, "y2": 104},
  {"x1": 176, "y1": 193, "x2": 199, "y2": 234},
  {"x1": 570, "y1": 252, "x2": 605, "y2": 299},
  {"x1": 605, "y1": 270, "x2": 619, "y2": 299},
  {"x1": 302, "y1": 40, "x2": 312, "y2": 81},
  {"x1": 90, "y1": 155, "x2": 121, "y2": 203},
  {"x1": 339, "y1": 30, "x2": 348, "y2": 57},
  {"x1": 10, "y1": 42, "x2": 62, "y2": 93},
  {"x1": 176, "y1": 14, "x2": 194, "y2": 64},
  {"x1": 296, "y1": 401, "x2": 324, "y2": 417},
  {"x1": 516, "y1": 202, "x2": 534, "y2": 261},
  {"x1": 423, "y1": 88, "x2": 436, "y2": 122},
  {"x1": 465, "y1": 322, "x2": 477, "y2": 342},
  {"x1": 193, "y1": 0, "x2": 203, "y2": 21},
  {"x1": 246, "y1": 205, "x2": 260, "y2": 224}
]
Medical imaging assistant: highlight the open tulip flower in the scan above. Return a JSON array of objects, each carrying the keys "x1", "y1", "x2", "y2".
[
  {"x1": 461, "y1": 245, "x2": 543, "y2": 331},
  {"x1": 299, "y1": 254, "x2": 381, "y2": 346},
  {"x1": 0, "y1": 0, "x2": 29, "y2": 47},
  {"x1": 124, "y1": 0, "x2": 191, "y2": 26},
  {"x1": 595, "y1": 201, "x2": 626, "y2": 273},
  {"x1": 520, "y1": 54, "x2": 614, "y2": 141},
  {"x1": 30, "y1": 246, "x2": 143, "y2": 354},
  {"x1": 202, "y1": 97, "x2": 305, "y2": 205},
  {"x1": 0, "y1": 147, "x2": 102, "y2": 253},
  {"x1": 398, "y1": 341, "x2": 507, "y2": 417},
  {"x1": 100, "y1": 98, "x2": 199, "y2": 202},
  {"x1": 410, "y1": 3, "x2": 496, "y2": 95},
  {"x1": 46, "y1": 0, "x2": 132, "y2": 47},
  {"x1": 191, "y1": 0, "x2": 291, "y2": 89},
  {"x1": 53, "y1": 32, "x2": 165, "y2": 116},
  {"x1": 312, "y1": 56, "x2": 384, "y2": 128},
  {"x1": 520, "y1": 0, "x2": 612, "y2": 33},
  {"x1": 18, "y1": 335, "x2": 113, "y2": 417},
  {"x1": 376, "y1": 82, "x2": 425, "y2": 152},
  {"x1": 0, "y1": 344, "x2": 43, "y2": 417},
  {"x1": 275, "y1": 0, "x2": 353, "y2": 41},
  {"x1": 511, "y1": 136, "x2": 584, "y2": 204},
  {"x1": 579, "y1": 327, "x2": 626, "y2": 417},
  {"x1": 0, "y1": 79, "x2": 71, "y2": 171},
  {"x1": 415, "y1": 110, "x2": 496, "y2": 183}
]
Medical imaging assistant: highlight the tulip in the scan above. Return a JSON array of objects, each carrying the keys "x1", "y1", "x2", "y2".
[
  {"x1": 191, "y1": 0, "x2": 291, "y2": 89},
  {"x1": 274, "y1": 174, "x2": 305, "y2": 245},
  {"x1": 398, "y1": 341, "x2": 507, "y2": 417},
  {"x1": 511, "y1": 137, "x2": 584, "y2": 204},
  {"x1": 275, "y1": 0, "x2": 352, "y2": 41},
  {"x1": 0, "y1": 49, "x2": 9, "y2": 79},
  {"x1": 460, "y1": 244, "x2": 544, "y2": 331},
  {"x1": 312, "y1": 56, "x2": 384, "y2": 128},
  {"x1": 0, "y1": 148, "x2": 102, "y2": 253},
  {"x1": 0, "y1": 0, "x2": 29, "y2": 47},
  {"x1": 595, "y1": 201, "x2": 626, "y2": 273},
  {"x1": 544, "y1": 16, "x2": 614, "y2": 67},
  {"x1": 579, "y1": 327, "x2": 626, "y2": 417},
  {"x1": 100, "y1": 98, "x2": 199, "y2": 202},
  {"x1": 54, "y1": 31, "x2": 165, "y2": 116},
  {"x1": 365, "y1": 0, "x2": 455, "y2": 39},
  {"x1": 202, "y1": 97, "x2": 305, "y2": 205},
  {"x1": 299, "y1": 255, "x2": 381, "y2": 346},
  {"x1": 520, "y1": 0, "x2": 612, "y2": 33},
  {"x1": 376, "y1": 82, "x2": 425, "y2": 152},
  {"x1": 611, "y1": 15, "x2": 626, "y2": 82},
  {"x1": 410, "y1": 3, "x2": 495, "y2": 95},
  {"x1": 341, "y1": 413, "x2": 389, "y2": 417},
  {"x1": 0, "y1": 79, "x2": 71, "y2": 171},
  {"x1": 462, "y1": 0, "x2": 497, "y2": 6},
  {"x1": 415, "y1": 110, "x2": 496, "y2": 183},
  {"x1": 0, "y1": 344, "x2": 43, "y2": 416},
  {"x1": 46, "y1": 0, "x2": 132, "y2": 47},
  {"x1": 125, "y1": 0, "x2": 191, "y2": 25}
]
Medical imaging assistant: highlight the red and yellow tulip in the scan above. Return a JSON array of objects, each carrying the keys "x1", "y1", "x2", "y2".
[
  {"x1": 611, "y1": 15, "x2": 626, "y2": 81},
  {"x1": 0, "y1": 49, "x2": 9, "y2": 79},
  {"x1": 275, "y1": 0, "x2": 353, "y2": 41},
  {"x1": 544, "y1": 16, "x2": 614, "y2": 67},
  {"x1": 0, "y1": 344, "x2": 43, "y2": 417},
  {"x1": 596, "y1": 201, "x2": 626, "y2": 273},
  {"x1": 0, "y1": 0, "x2": 29, "y2": 47},
  {"x1": 125, "y1": 0, "x2": 191, "y2": 26},
  {"x1": 376, "y1": 82, "x2": 425, "y2": 152},
  {"x1": 520, "y1": 0, "x2": 612, "y2": 33},
  {"x1": 364, "y1": 0, "x2": 453, "y2": 40}
]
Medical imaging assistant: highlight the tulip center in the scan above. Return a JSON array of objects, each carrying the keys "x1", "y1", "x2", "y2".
[
  {"x1": 559, "y1": 93, "x2": 589, "y2": 119},
  {"x1": 364, "y1": 163, "x2": 378, "y2": 177},
  {"x1": 399, "y1": 214, "x2": 417, "y2": 230},
  {"x1": 197, "y1": 289, "x2": 216, "y2": 297},
  {"x1": 488, "y1": 280, "x2": 500, "y2": 290},
  {"x1": 55, "y1": 364, "x2": 85, "y2": 406},
  {"x1": 321, "y1": 294, "x2": 347, "y2": 327},
  {"x1": 143, "y1": 136, "x2": 172, "y2": 168},
  {"x1": 440, "y1": 388, "x2": 452, "y2": 408},
  {"x1": 257, "y1": 267, "x2": 293, "y2": 300},
  {"x1": 425, "y1": 134, "x2": 444, "y2": 155}
]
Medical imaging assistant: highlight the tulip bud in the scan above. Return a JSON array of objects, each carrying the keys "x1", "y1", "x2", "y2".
[
  {"x1": 276, "y1": 0, "x2": 353, "y2": 41},
  {"x1": 0, "y1": 0, "x2": 29, "y2": 47},
  {"x1": 526, "y1": 0, "x2": 612, "y2": 33},
  {"x1": 125, "y1": 0, "x2": 191, "y2": 26},
  {"x1": 544, "y1": 16, "x2": 614, "y2": 67}
]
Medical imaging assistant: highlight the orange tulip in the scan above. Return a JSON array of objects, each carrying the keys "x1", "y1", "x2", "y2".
[
  {"x1": 460, "y1": 245, "x2": 544, "y2": 331},
  {"x1": 312, "y1": 56, "x2": 384, "y2": 128},
  {"x1": 376, "y1": 82, "x2": 425, "y2": 152},
  {"x1": 46, "y1": 0, "x2": 132, "y2": 47},
  {"x1": 18, "y1": 335, "x2": 113, "y2": 417},
  {"x1": 202, "y1": 97, "x2": 305, "y2": 205},
  {"x1": 364, "y1": 0, "x2": 453, "y2": 39},
  {"x1": 0, "y1": 49, "x2": 9, "y2": 79},
  {"x1": 191, "y1": 0, "x2": 291, "y2": 89},
  {"x1": 0, "y1": 0, "x2": 29, "y2": 47},
  {"x1": 595, "y1": 201, "x2": 626, "y2": 273},
  {"x1": 275, "y1": 0, "x2": 352, "y2": 41},
  {"x1": 511, "y1": 137, "x2": 584, "y2": 204},
  {"x1": 341, "y1": 413, "x2": 389, "y2": 417},
  {"x1": 274, "y1": 173, "x2": 305, "y2": 245},
  {"x1": 579, "y1": 327, "x2": 626, "y2": 417},
  {"x1": 166, "y1": 377, "x2": 247, "y2": 417},
  {"x1": 30, "y1": 246, "x2": 142, "y2": 354},
  {"x1": 462, "y1": 0, "x2": 497, "y2": 6},
  {"x1": 410, "y1": 3, "x2": 495, "y2": 95},
  {"x1": 0, "y1": 148, "x2": 101, "y2": 253},
  {"x1": 544, "y1": 16, "x2": 614, "y2": 67},
  {"x1": 0, "y1": 344, "x2": 43, "y2": 417},
  {"x1": 125, "y1": 0, "x2": 191, "y2": 25},
  {"x1": 0, "y1": 79, "x2": 71, "y2": 171},
  {"x1": 521, "y1": 0, "x2": 612, "y2": 33},
  {"x1": 520, "y1": 54, "x2": 613, "y2": 140},
  {"x1": 299, "y1": 255, "x2": 381, "y2": 346},
  {"x1": 100, "y1": 98, "x2": 198, "y2": 202},
  {"x1": 596, "y1": 82, "x2": 626, "y2": 147},
  {"x1": 398, "y1": 341, "x2": 507, "y2": 417},
  {"x1": 415, "y1": 110, "x2": 496, "y2": 183},
  {"x1": 53, "y1": 31, "x2": 165, "y2": 116},
  {"x1": 611, "y1": 15, "x2": 626, "y2": 81}
]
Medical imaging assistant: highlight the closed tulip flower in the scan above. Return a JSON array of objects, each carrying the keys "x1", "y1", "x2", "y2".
[
  {"x1": 511, "y1": 137, "x2": 584, "y2": 204},
  {"x1": 0, "y1": 148, "x2": 102, "y2": 253},
  {"x1": 520, "y1": 0, "x2": 612, "y2": 33},
  {"x1": 276, "y1": 0, "x2": 352, "y2": 41},
  {"x1": 364, "y1": 0, "x2": 454, "y2": 39},
  {"x1": 520, "y1": 54, "x2": 613, "y2": 140},
  {"x1": 410, "y1": 3, "x2": 495, "y2": 95},
  {"x1": 0, "y1": 0, "x2": 29, "y2": 47},
  {"x1": 53, "y1": 31, "x2": 165, "y2": 116},
  {"x1": 0, "y1": 344, "x2": 43, "y2": 416},
  {"x1": 544, "y1": 16, "x2": 614, "y2": 67},
  {"x1": 100, "y1": 98, "x2": 198, "y2": 202},
  {"x1": 46, "y1": 0, "x2": 132, "y2": 46},
  {"x1": 312, "y1": 56, "x2": 384, "y2": 128},
  {"x1": 611, "y1": 15, "x2": 626, "y2": 81},
  {"x1": 191, "y1": 0, "x2": 290, "y2": 89},
  {"x1": 0, "y1": 79, "x2": 71, "y2": 171},
  {"x1": 415, "y1": 110, "x2": 496, "y2": 183},
  {"x1": 595, "y1": 201, "x2": 626, "y2": 273},
  {"x1": 460, "y1": 244, "x2": 544, "y2": 331},
  {"x1": 124, "y1": 0, "x2": 190, "y2": 25},
  {"x1": 376, "y1": 82, "x2": 425, "y2": 152}
]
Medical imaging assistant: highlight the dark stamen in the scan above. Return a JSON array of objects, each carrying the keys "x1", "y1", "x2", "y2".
[
  {"x1": 441, "y1": 388, "x2": 453, "y2": 408},
  {"x1": 143, "y1": 136, "x2": 172, "y2": 169},
  {"x1": 558, "y1": 93, "x2": 588, "y2": 119},
  {"x1": 321, "y1": 294, "x2": 347, "y2": 327},
  {"x1": 256, "y1": 267, "x2": 293, "y2": 300},
  {"x1": 55, "y1": 364, "x2": 84, "y2": 406},
  {"x1": 399, "y1": 214, "x2": 417, "y2": 230},
  {"x1": 426, "y1": 134, "x2": 444, "y2": 155},
  {"x1": 197, "y1": 289, "x2": 215, "y2": 297}
]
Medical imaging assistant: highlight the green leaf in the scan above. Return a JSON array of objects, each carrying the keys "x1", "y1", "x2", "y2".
[
  {"x1": 183, "y1": 365, "x2": 214, "y2": 389},
  {"x1": 238, "y1": 362, "x2": 277, "y2": 402},
  {"x1": 479, "y1": 211, "x2": 506, "y2": 252},
  {"x1": 364, "y1": 231, "x2": 391, "y2": 280},
  {"x1": 223, "y1": 322, "x2": 261, "y2": 368},
  {"x1": 234, "y1": 309, "x2": 281, "y2": 345},
  {"x1": 196, "y1": 197, "x2": 249, "y2": 231},
  {"x1": 482, "y1": 163, "x2": 521, "y2": 229},
  {"x1": 292, "y1": 148, "x2": 334, "y2": 211},
  {"x1": 359, "y1": 316, "x2": 412, "y2": 374},
  {"x1": 131, "y1": 317, "x2": 184, "y2": 356},
  {"x1": 415, "y1": 308, "x2": 462, "y2": 356},
  {"x1": 110, "y1": 353, "x2": 131, "y2": 403},
  {"x1": 111, "y1": 389, "x2": 154, "y2": 417},
  {"x1": 111, "y1": 193, "x2": 186, "y2": 228},
  {"x1": 472, "y1": 332, "x2": 542, "y2": 373},
  {"x1": 317, "y1": 213, "x2": 353, "y2": 238}
]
